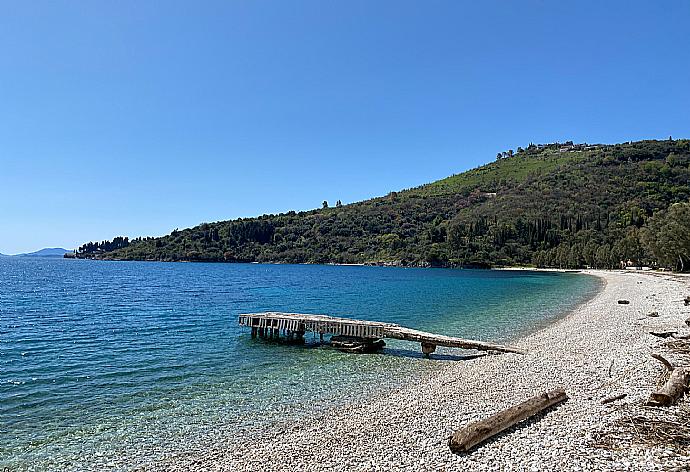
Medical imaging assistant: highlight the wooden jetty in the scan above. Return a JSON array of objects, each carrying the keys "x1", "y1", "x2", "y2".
[{"x1": 238, "y1": 312, "x2": 525, "y2": 356}]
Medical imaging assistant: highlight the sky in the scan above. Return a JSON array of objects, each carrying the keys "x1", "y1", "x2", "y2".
[{"x1": 1, "y1": 1, "x2": 689, "y2": 254}]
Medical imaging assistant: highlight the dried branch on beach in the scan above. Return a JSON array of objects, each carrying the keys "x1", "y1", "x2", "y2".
[
  {"x1": 651, "y1": 353, "x2": 675, "y2": 371},
  {"x1": 649, "y1": 330, "x2": 678, "y2": 339},
  {"x1": 601, "y1": 393, "x2": 627, "y2": 405}
]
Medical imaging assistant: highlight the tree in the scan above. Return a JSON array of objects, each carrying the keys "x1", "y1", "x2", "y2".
[
  {"x1": 583, "y1": 241, "x2": 598, "y2": 268},
  {"x1": 533, "y1": 250, "x2": 546, "y2": 268},
  {"x1": 567, "y1": 243, "x2": 583, "y2": 269},
  {"x1": 610, "y1": 242, "x2": 623, "y2": 269},
  {"x1": 556, "y1": 245, "x2": 569, "y2": 269},
  {"x1": 322, "y1": 200, "x2": 329, "y2": 209},
  {"x1": 641, "y1": 203, "x2": 690, "y2": 271},
  {"x1": 620, "y1": 227, "x2": 644, "y2": 267},
  {"x1": 595, "y1": 245, "x2": 611, "y2": 269},
  {"x1": 666, "y1": 152, "x2": 680, "y2": 167},
  {"x1": 335, "y1": 200, "x2": 342, "y2": 207}
]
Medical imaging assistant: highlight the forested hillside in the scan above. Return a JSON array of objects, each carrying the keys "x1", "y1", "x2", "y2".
[{"x1": 73, "y1": 139, "x2": 690, "y2": 270}]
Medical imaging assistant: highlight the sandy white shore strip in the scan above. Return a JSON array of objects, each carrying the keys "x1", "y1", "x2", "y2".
[{"x1": 148, "y1": 270, "x2": 690, "y2": 471}]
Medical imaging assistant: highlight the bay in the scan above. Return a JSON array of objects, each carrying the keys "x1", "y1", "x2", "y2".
[{"x1": 0, "y1": 258, "x2": 599, "y2": 470}]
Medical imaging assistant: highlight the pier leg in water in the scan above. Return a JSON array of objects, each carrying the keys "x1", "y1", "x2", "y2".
[
  {"x1": 421, "y1": 342, "x2": 437, "y2": 358},
  {"x1": 251, "y1": 327, "x2": 257, "y2": 338}
]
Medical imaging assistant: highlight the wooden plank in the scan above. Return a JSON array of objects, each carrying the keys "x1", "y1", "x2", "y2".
[{"x1": 383, "y1": 326, "x2": 525, "y2": 354}]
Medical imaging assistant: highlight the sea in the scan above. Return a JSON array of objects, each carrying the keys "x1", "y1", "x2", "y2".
[{"x1": 0, "y1": 257, "x2": 600, "y2": 470}]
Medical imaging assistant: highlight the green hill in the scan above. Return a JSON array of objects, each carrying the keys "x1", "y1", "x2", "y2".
[{"x1": 75, "y1": 139, "x2": 690, "y2": 270}]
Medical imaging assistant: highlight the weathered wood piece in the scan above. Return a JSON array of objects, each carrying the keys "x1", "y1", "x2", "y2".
[
  {"x1": 617, "y1": 300, "x2": 630, "y2": 305},
  {"x1": 448, "y1": 388, "x2": 568, "y2": 454},
  {"x1": 647, "y1": 311, "x2": 659, "y2": 317},
  {"x1": 647, "y1": 368, "x2": 690, "y2": 406},
  {"x1": 601, "y1": 393, "x2": 627, "y2": 405},
  {"x1": 384, "y1": 326, "x2": 526, "y2": 355},
  {"x1": 649, "y1": 331, "x2": 678, "y2": 339},
  {"x1": 647, "y1": 353, "x2": 690, "y2": 407}
]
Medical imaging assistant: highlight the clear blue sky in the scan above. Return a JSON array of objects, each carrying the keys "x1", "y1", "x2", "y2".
[{"x1": 1, "y1": 1, "x2": 689, "y2": 254}]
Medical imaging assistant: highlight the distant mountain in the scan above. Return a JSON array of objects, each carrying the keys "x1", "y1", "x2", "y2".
[{"x1": 18, "y1": 248, "x2": 72, "y2": 257}]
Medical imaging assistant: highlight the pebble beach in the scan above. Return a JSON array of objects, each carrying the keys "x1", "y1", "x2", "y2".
[{"x1": 148, "y1": 270, "x2": 690, "y2": 471}]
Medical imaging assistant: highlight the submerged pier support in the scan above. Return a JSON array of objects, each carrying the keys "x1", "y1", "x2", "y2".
[{"x1": 421, "y1": 342, "x2": 437, "y2": 357}]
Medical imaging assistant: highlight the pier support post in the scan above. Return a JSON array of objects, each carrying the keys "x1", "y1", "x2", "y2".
[
  {"x1": 251, "y1": 327, "x2": 257, "y2": 338},
  {"x1": 421, "y1": 342, "x2": 437, "y2": 357}
]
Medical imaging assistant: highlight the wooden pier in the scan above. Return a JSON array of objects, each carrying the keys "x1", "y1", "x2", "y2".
[{"x1": 238, "y1": 312, "x2": 524, "y2": 357}]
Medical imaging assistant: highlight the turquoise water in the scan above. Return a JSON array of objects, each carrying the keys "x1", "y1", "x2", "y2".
[{"x1": 0, "y1": 258, "x2": 599, "y2": 470}]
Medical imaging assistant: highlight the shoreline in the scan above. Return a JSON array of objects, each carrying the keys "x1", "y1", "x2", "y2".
[{"x1": 147, "y1": 269, "x2": 690, "y2": 471}]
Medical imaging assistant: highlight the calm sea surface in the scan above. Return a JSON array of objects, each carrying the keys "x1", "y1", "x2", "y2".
[{"x1": 0, "y1": 258, "x2": 600, "y2": 470}]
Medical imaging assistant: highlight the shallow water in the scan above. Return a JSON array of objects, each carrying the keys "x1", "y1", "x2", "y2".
[{"x1": 0, "y1": 258, "x2": 599, "y2": 470}]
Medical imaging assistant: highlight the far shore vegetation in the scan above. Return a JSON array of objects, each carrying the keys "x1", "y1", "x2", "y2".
[{"x1": 71, "y1": 139, "x2": 690, "y2": 272}]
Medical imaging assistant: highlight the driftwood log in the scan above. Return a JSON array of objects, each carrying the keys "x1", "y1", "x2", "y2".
[
  {"x1": 617, "y1": 300, "x2": 630, "y2": 305},
  {"x1": 448, "y1": 388, "x2": 568, "y2": 453},
  {"x1": 647, "y1": 354, "x2": 690, "y2": 407}
]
